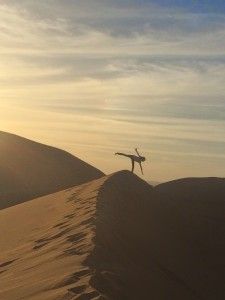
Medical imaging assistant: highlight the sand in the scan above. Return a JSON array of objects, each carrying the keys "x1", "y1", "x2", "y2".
[
  {"x1": 0, "y1": 131, "x2": 103, "y2": 210},
  {"x1": 0, "y1": 171, "x2": 224, "y2": 299}
]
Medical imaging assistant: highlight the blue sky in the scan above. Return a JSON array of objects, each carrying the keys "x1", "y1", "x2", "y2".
[
  {"x1": 0, "y1": 0, "x2": 225, "y2": 181},
  {"x1": 151, "y1": 0, "x2": 225, "y2": 12},
  {"x1": 119, "y1": 0, "x2": 225, "y2": 12}
]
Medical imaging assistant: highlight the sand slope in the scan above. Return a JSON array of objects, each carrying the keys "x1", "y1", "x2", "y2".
[
  {"x1": 0, "y1": 171, "x2": 224, "y2": 299},
  {"x1": 0, "y1": 131, "x2": 104, "y2": 209},
  {"x1": 153, "y1": 178, "x2": 225, "y2": 300}
]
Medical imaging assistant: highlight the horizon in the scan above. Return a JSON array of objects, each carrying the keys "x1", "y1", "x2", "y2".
[{"x1": 1, "y1": 1, "x2": 225, "y2": 182}]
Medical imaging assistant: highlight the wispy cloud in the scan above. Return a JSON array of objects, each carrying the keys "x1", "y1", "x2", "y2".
[{"x1": 0, "y1": 1, "x2": 225, "y2": 180}]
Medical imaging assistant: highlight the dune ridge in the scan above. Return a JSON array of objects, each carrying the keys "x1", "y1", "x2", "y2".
[
  {"x1": 0, "y1": 171, "x2": 224, "y2": 299},
  {"x1": 0, "y1": 131, "x2": 104, "y2": 209},
  {"x1": 88, "y1": 172, "x2": 225, "y2": 299}
]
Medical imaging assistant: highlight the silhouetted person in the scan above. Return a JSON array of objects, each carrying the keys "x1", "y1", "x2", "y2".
[{"x1": 115, "y1": 148, "x2": 146, "y2": 174}]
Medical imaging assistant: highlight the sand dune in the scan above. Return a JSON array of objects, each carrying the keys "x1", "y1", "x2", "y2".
[
  {"x1": 0, "y1": 171, "x2": 224, "y2": 299},
  {"x1": 0, "y1": 131, "x2": 104, "y2": 209}
]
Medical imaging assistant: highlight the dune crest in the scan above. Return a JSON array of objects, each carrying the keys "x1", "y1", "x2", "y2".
[{"x1": 0, "y1": 171, "x2": 224, "y2": 299}]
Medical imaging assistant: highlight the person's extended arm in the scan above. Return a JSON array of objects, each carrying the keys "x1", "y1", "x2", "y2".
[{"x1": 135, "y1": 148, "x2": 141, "y2": 157}]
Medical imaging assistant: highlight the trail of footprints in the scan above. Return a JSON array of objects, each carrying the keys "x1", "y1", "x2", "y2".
[{"x1": 32, "y1": 188, "x2": 100, "y2": 299}]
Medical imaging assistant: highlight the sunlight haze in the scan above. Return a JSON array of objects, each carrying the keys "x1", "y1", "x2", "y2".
[{"x1": 0, "y1": 0, "x2": 225, "y2": 181}]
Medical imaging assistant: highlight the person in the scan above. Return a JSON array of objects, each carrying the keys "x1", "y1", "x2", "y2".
[{"x1": 115, "y1": 148, "x2": 146, "y2": 174}]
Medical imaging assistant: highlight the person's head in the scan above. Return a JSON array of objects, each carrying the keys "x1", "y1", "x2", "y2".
[{"x1": 141, "y1": 156, "x2": 146, "y2": 162}]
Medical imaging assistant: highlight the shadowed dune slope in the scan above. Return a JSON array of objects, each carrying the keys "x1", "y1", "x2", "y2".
[
  {"x1": 0, "y1": 131, "x2": 104, "y2": 209},
  {"x1": 152, "y1": 177, "x2": 225, "y2": 300},
  {"x1": 91, "y1": 173, "x2": 225, "y2": 300},
  {"x1": 0, "y1": 171, "x2": 224, "y2": 299}
]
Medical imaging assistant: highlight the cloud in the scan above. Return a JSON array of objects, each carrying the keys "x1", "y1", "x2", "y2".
[
  {"x1": 1, "y1": 1, "x2": 225, "y2": 53},
  {"x1": 0, "y1": 0, "x2": 225, "y2": 180}
]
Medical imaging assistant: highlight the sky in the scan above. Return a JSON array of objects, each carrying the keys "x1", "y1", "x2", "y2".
[{"x1": 0, "y1": 0, "x2": 225, "y2": 182}]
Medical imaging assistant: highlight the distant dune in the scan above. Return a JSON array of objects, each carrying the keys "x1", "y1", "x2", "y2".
[
  {"x1": 0, "y1": 171, "x2": 224, "y2": 299},
  {"x1": 148, "y1": 180, "x2": 161, "y2": 186},
  {"x1": 0, "y1": 131, "x2": 104, "y2": 209}
]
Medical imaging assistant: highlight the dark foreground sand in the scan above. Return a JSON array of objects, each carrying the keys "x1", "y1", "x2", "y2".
[{"x1": 0, "y1": 171, "x2": 224, "y2": 299}]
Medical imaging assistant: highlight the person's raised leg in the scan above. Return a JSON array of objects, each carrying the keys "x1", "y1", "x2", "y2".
[{"x1": 115, "y1": 153, "x2": 132, "y2": 159}]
